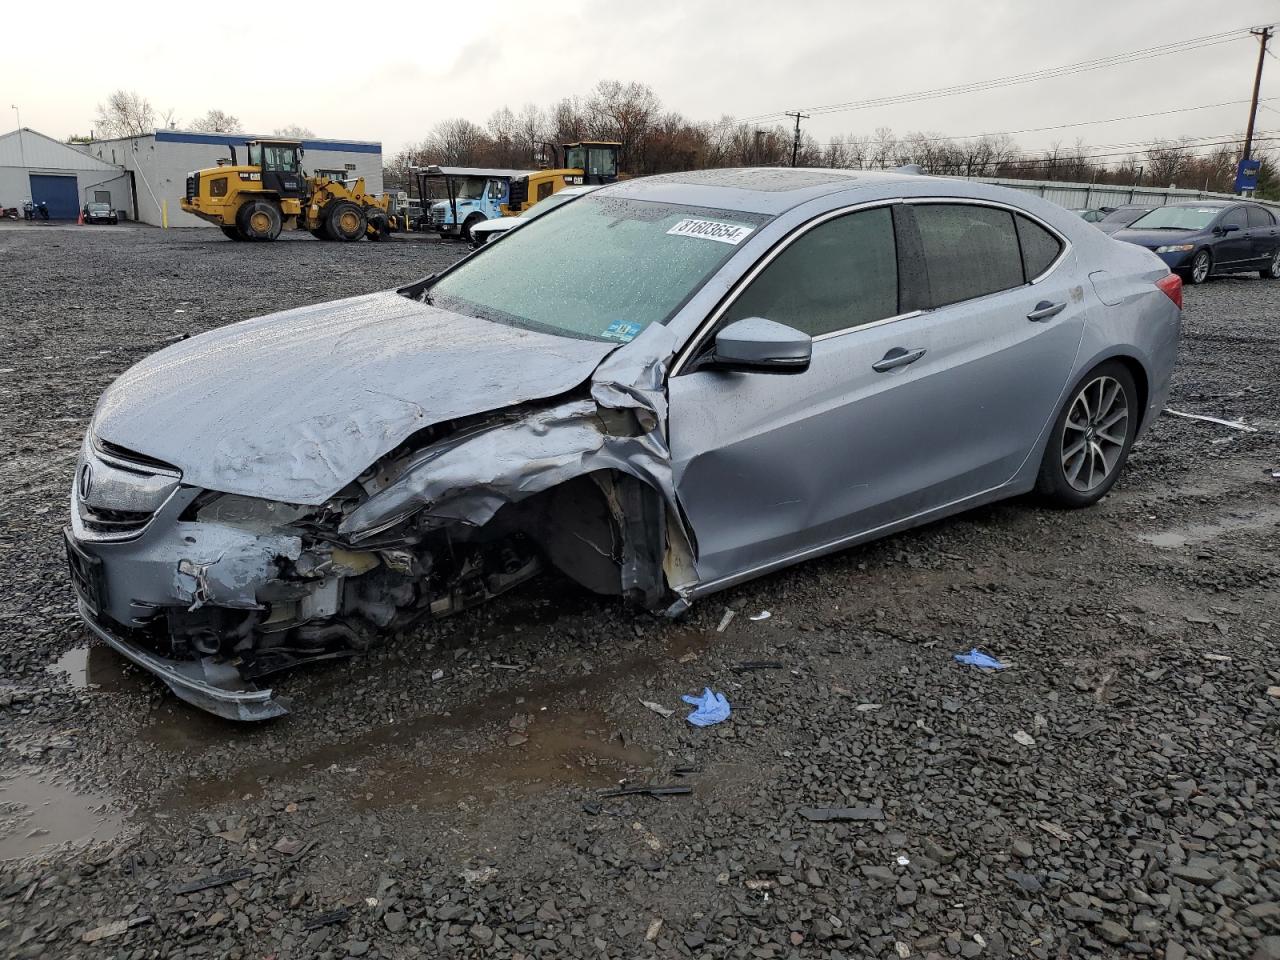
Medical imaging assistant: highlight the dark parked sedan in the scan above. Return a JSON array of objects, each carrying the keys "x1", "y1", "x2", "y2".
[
  {"x1": 82, "y1": 202, "x2": 117, "y2": 225},
  {"x1": 1112, "y1": 200, "x2": 1280, "y2": 284}
]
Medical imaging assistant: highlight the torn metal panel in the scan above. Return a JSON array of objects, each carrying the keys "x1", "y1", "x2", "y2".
[{"x1": 90, "y1": 292, "x2": 618, "y2": 504}]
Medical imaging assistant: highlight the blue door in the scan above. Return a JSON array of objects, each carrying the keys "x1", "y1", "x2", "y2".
[{"x1": 29, "y1": 174, "x2": 80, "y2": 219}]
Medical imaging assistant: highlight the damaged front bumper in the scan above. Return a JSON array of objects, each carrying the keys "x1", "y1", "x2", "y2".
[{"x1": 74, "y1": 598, "x2": 289, "y2": 721}]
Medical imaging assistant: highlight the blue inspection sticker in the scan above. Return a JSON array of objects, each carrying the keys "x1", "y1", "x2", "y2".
[{"x1": 602, "y1": 320, "x2": 642, "y2": 342}]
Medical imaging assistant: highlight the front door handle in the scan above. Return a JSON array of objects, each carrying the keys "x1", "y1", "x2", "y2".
[
  {"x1": 1027, "y1": 300, "x2": 1066, "y2": 322},
  {"x1": 872, "y1": 347, "x2": 926, "y2": 372}
]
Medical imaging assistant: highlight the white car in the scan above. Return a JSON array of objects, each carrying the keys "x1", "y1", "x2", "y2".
[{"x1": 470, "y1": 184, "x2": 600, "y2": 245}]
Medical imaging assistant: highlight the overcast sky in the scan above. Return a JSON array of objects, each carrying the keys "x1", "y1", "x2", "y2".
[{"x1": 3, "y1": 0, "x2": 1274, "y2": 161}]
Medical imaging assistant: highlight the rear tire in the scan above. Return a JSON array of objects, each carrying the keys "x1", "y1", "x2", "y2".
[
  {"x1": 219, "y1": 225, "x2": 245, "y2": 241},
  {"x1": 324, "y1": 201, "x2": 366, "y2": 241},
  {"x1": 367, "y1": 211, "x2": 390, "y2": 241},
  {"x1": 1260, "y1": 249, "x2": 1280, "y2": 280},
  {"x1": 237, "y1": 200, "x2": 282, "y2": 241},
  {"x1": 1186, "y1": 249, "x2": 1211, "y2": 285},
  {"x1": 1035, "y1": 360, "x2": 1138, "y2": 509}
]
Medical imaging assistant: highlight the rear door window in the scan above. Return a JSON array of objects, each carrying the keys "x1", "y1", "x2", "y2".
[
  {"x1": 721, "y1": 206, "x2": 899, "y2": 337},
  {"x1": 1246, "y1": 206, "x2": 1274, "y2": 228},
  {"x1": 1015, "y1": 215, "x2": 1064, "y2": 280},
  {"x1": 914, "y1": 204, "x2": 1025, "y2": 307}
]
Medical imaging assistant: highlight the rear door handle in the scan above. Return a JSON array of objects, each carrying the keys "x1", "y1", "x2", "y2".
[
  {"x1": 1027, "y1": 300, "x2": 1066, "y2": 322},
  {"x1": 872, "y1": 347, "x2": 926, "y2": 372}
]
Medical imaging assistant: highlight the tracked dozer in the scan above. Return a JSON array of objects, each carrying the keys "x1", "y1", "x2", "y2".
[{"x1": 181, "y1": 139, "x2": 394, "y2": 241}]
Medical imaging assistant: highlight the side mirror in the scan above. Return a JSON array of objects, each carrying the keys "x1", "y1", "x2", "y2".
[
  {"x1": 699, "y1": 317, "x2": 812, "y2": 374},
  {"x1": 1218, "y1": 223, "x2": 1241, "y2": 234}
]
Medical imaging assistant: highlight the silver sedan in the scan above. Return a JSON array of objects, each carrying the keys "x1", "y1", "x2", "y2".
[{"x1": 67, "y1": 167, "x2": 1181, "y2": 718}]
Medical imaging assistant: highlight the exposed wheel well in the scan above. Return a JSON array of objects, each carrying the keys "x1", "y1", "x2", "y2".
[{"x1": 1109, "y1": 355, "x2": 1149, "y2": 430}]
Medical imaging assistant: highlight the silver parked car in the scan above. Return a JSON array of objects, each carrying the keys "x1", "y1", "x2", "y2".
[{"x1": 66, "y1": 168, "x2": 1182, "y2": 719}]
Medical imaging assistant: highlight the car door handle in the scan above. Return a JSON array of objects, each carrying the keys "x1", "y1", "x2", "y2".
[
  {"x1": 1027, "y1": 300, "x2": 1066, "y2": 322},
  {"x1": 872, "y1": 347, "x2": 926, "y2": 372}
]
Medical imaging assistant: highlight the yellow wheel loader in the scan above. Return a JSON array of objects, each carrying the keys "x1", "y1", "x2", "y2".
[{"x1": 180, "y1": 139, "x2": 395, "y2": 242}]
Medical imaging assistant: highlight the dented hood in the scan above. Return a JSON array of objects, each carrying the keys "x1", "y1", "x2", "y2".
[{"x1": 91, "y1": 291, "x2": 619, "y2": 504}]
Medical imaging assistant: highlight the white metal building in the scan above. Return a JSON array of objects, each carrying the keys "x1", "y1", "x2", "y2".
[
  {"x1": 0, "y1": 128, "x2": 133, "y2": 219},
  {"x1": 82, "y1": 129, "x2": 383, "y2": 228}
]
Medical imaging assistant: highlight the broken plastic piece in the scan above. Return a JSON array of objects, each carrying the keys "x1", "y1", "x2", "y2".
[
  {"x1": 748, "y1": 610, "x2": 771, "y2": 621},
  {"x1": 640, "y1": 699, "x2": 675, "y2": 718},
  {"x1": 304, "y1": 909, "x2": 350, "y2": 931},
  {"x1": 953, "y1": 648, "x2": 1007, "y2": 670},
  {"x1": 1163, "y1": 408, "x2": 1258, "y2": 432},
  {"x1": 597, "y1": 784, "x2": 692, "y2": 798},
  {"x1": 682, "y1": 687, "x2": 730, "y2": 727},
  {"x1": 716, "y1": 608, "x2": 736, "y2": 632},
  {"x1": 172, "y1": 867, "x2": 252, "y2": 895}
]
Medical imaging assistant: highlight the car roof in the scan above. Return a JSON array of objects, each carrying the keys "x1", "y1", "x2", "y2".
[
  {"x1": 1164, "y1": 199, "x2": 1236, "y2": 208},
  {"x1": 602, "y1": 167, "x2": 922, "y2": 215}
]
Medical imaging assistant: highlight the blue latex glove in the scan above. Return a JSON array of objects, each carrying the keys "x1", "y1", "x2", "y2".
[
  {"x1": 682, "y1": 687, "x2": 731, "y2": 727},
  {"x1": 953, "y1": 648, "x2": 1007, "y2": 669}
]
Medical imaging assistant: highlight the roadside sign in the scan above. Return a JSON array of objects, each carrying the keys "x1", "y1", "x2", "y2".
[{"x1": 1235, "y1": 158, "x2": 1262, "y2": 193}]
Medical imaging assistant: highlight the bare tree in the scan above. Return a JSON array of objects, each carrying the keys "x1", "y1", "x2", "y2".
[
  {"x1": 190, "y1": 110, "x2": 243, "y2": 133},
  {"x1": 428, "y1": 118, "x2": 490, "y2": 166},
  {"x1": 585, "y1": 81, "x2": 660, "y2": 171},
  {"x1": 95, "y1": 90, "x2": 156, "y2": 139},
  {"x1": 273, "y1": 124, "x2": 315, "y2": 138}
]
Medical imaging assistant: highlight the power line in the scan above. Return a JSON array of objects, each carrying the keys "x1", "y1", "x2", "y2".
[
  {"x1": 719, "y1": 25, "x2": 1270, "y2": 129},
  {"x1": 813, "y1": 97, "x2": 1279, "y2": 149}
]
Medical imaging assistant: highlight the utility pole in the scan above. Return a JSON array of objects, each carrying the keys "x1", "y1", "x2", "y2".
[
  {"x1": 786, "y1": 110, "x2": 809, "y2": 168},
  {"x1": 10, "y1": 105, "x2": 24, "y2": 168},
  {"x1": 1241, "y1": 26, "x2": 1273, "y2": 178}
]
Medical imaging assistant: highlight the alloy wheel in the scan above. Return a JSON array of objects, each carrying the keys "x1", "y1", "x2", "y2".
[
  {"x1": 1061, "y1": 375, "x2": 1129, "y2": 493},
  {"x1": 1271, "y1": 250, "x2": 1280, "y2": 279},
  {"x1": 1192, "y1": 252, "x2": 1210, "y2": 284}
]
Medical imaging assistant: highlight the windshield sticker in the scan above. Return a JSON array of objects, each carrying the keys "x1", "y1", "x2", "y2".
[
  {"x1": 603, "y1": 320, "x2": 642, "y2": 342},
  {"x1": 666, "y1": 218, "x2": 754, "y2": 245}
]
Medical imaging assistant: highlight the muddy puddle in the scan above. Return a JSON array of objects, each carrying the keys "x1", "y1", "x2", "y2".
[
  {"x1": 46, "y1": 643, "x2": 139, "y2": 692},
  {"x1": 0, "y1": 770, "x2": 123, "y2": 862},
  {"x1": 152, "y1": 595, "x2": 719, "y2": 817},
  {"x1": 1138, "y1": 505, "x2": 1280, "y2": 549}
]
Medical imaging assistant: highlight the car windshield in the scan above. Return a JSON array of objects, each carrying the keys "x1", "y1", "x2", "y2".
[
  {"x1": 424, "y1": 196, "x2": 769, "y2": 342},
  {"x1": 1127, "y1": 206, "x2": 1220, "y2": 230},
  {"x1": 88, "y1": 203, "x2": 109, "y2": 212}
]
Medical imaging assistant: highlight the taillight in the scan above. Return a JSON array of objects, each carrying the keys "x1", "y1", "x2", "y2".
[{"x1": 1156, "y1": 273, "x2": 1183, "y2": 310}]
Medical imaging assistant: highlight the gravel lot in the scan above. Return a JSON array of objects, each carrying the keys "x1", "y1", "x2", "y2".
[{"x1": 1, "y1": 222, "x2": 1278, "y2": 960}]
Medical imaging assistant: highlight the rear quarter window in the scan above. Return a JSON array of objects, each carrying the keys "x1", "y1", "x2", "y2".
[
  {"x1": 1015, "y1": 215, "x2": 1064, "y2": 280},
  {"x1": 914, "y1": 204, "x2": 1024, "y2": 307},
  {"x1": 1246, "y1": 206, "x2": 1275, "y2": 228}
]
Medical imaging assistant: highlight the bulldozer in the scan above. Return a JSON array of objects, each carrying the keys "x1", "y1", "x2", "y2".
[{"x1": 181, "y1": 139, "x2": 394, "y2": 241}]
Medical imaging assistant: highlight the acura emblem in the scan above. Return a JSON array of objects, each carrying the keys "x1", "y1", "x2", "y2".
[{"x1": 78, "y1": 463, "x2": 93, "y2": 500}]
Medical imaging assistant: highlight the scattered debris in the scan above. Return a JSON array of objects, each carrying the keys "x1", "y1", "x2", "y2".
[
  {"x1": 745, "y1": 878, "x2": 775, "y2": 891},
  {"x1": 716, "y1": 609, "x2": 736, "y2": 632},
  {"x1": 1267, "y1": 468, "x2": 1280, "y2": 480},
  {"x1": 953, "y1": 648, "x2": 1008, "y2": 670},
  {"x1": 672, "y1": 765, "x2": 702, "y2": 777},
  {"x1": 748, "y1": 610, "x2": 772, "y2": 621},
  {"x1": 1267, "y1": 686, "x2": 1280, "y2": 698},
  {"x1": 733, "y1": 660, "x2": 784, "y2": 672},
  {"x1": 430, "y1": 668, "x2": 445, "y2": 682},
  {"x1": 797, "y1": 806, "x2": 885, "y2": 822},
  {"x1": 682, "y1": 687, "x2": 731, "y2": 727},
  {"x1": 303, "y1": 909, "x2": 351, "y2": 931},
  {"x1": 597, "y1": 784, "x2": 693, "y2": 799},
  {"x1": 895, "y1": 942, "x2": 912, "y2": 959},
  {"x1": 214, "y1": 827, "x2": 247, "y2": 844},
  {"x1": 1012, "y1": 730, "x2": 1036, "y2": 747},
  {"x1": 896, "y1": 854, "x2": 911, "y2": 866},
  {"x1": 273, "y1": 837, "x2": 304, "y2": 856},
  {"x1": 1035, "y1": 821, "x2": 1074, "y2": 842},
  {"x1": 460, "y1": 866, "x2": 498, "y2": 884},
  {"x1": 1202, "y1": 653, "x2": 1232, "y2": 662},
  {"x1": 582, "y1": 801, "x2": 602, "y2": 816},
  {"x1": 645, "y1": 918, "x2": 664, "y2": 941},
  {"x1": 640, "y1": 699, "x2": 675, "y2": 718},
  {"x1": 81, "y1": 916, "x2": 152, "y2": 943},
  {"x1": 856, "y1": 703, "x2": 883, "y2": 712},
  {"x1": 1162, "y1": 408, "x2": 1258, "y2": 432},
  {"x1": 172, "y1": 868, "x2": 252, "y2": 895}
]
